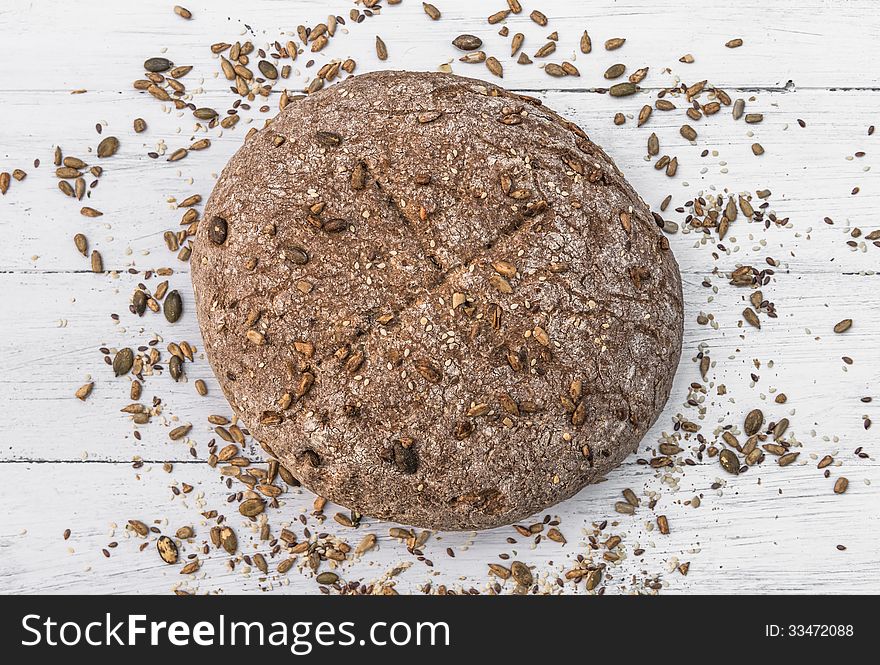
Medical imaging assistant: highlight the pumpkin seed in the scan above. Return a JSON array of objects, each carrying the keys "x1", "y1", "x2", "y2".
[
  {"x1": 719, "y1": 449, "x2": 740, "y2": 474},
  {"x1": 316, "y1": 572, "x2": 339, "y2": 585},
  {"x1": 239, "y1": 498, "x2": 265, "y2": 517},
  {"x1": 209, "y1": 216, "x2": 228, "y2": 245},
  {"x1": 609, "y1": 82, "x2": 637, "y2": 97},
  {"x1": 258, "y1": 60, "x2": 278, "y2": 79},
  {"x1": 144, "y1": 57, "x2": 173, "y2": 73},
  {"x1": 157, "y1": 536, "x2": 178, "y2": 564},
  {"x1": 113, "y1": 348, "x2": 134, "y2": 376},
  {"x1": 452, "y1": 34, "x2": 482, "y2": 51},
  {"x1": 164, "y1": 290, "x2": 183, "y2": 323},
  {"x1": 510, "y1": 560, "x2": 533, "y2": 585},
  {"x1": 97, "y1": 136, "x2": 119, "y2": 158},
  {"x1": 604, "y1": 63, "x2": 625, "y2": 79},
  {"x1": 744, "y1": 409, "x2": 764, "y2": 436}
]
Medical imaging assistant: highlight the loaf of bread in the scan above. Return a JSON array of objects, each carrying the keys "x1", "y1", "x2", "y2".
[{"x1": 191, "y1": 70, "x2": 683, "y2": 530}]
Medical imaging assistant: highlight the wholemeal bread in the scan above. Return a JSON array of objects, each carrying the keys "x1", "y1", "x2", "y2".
[{"x1": 191, "y1": 70, "x2": 683, "y2": 530}]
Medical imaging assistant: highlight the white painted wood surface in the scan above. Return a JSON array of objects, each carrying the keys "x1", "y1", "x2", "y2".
[{"x1": 0, "y1": 0, "x2": 877, "y2": 594}]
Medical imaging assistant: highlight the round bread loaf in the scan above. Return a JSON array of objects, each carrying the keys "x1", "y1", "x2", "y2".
[{"x1": 192, "y1": 70, "x2": 683, "y2": 530}]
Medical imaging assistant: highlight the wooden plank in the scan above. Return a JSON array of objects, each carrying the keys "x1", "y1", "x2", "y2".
[
  {"x1": 1, "y1": 270, "x2": 876, "y2": 462},
  {"x1": 1, "y1": 0, "x2": 878, "y2": 596},
  {"x1": 0, "y1": 458, "x2": 875, "y2": 594},
  {"x1": 0, "y1": 0, "x2": 878, "y2": 92},
  {"x1": 1, "y1": 87, "x2": 878, "y2": 274}
]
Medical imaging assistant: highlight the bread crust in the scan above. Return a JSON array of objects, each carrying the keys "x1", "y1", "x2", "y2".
[{"x1": 191, "y1": 70, "x2": 683, "y2": 530}]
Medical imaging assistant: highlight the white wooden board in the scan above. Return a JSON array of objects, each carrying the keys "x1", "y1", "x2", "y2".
[{"x1": 0, "y1": 0, "x2": 877, "y2": 595}]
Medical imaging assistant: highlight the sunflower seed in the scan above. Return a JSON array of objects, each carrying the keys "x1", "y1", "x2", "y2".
[
  {"x1": 375, "y1": 36, "x2": 388, "y2": 60},
  {"x1": 486, "y1": 56, "x2": 503, "y2": 78},
  {"x1": 511, "y1": 33, "x2": 524, "y2": 56},
  {"x1": 743, "y1": 307, "x2": 761, "y2": 328},
  {"x1": 534, "y1": 41, "x2": 556, "y2": 58},
  {"x1": 580, "y1": 30, "x2": 591, "y2": 53},
  {"x1": 423, "y1": 2, "x2": 440, "y2": 20}
]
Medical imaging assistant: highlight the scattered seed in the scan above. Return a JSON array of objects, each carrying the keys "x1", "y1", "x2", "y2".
[
  {"x1": 580, "y1": 30, "x2": 591, "y2": 54},
  {"x1": 719, "y1": 449, "x2": 740, "y2": 474},
  {"x1": 97, "y1": 136, "x2": 119, "y2": 158},
  {"x1": 609, "y1": 82, "x2": 637, "y2": 97},
  {"x1": 375, "y1": 36, "x2": 388, "y2": 61},
  {"x1": 144, "y1": 57, "x2": 173, "y2": 73},
  {"x1": 510, "y1": 560, "x2": 533, "y2": 585},
  {"x1": 680, "y1": 125, "x2": 697, "y2": 141},
  {"x1": 157, "y1": 536, "x2": 178, "y2": 564},
  {"x1": 422, "y1": 2, "x2": 440, "y2": 20},
  {"x1": 164, "y1": 290, "x2": 183, "y2": 323},
  {"x1": 453, "y1": 34, "x2": 482, "y2": 51},
  {"x1": 604, "y1": 63, "x2": 625, "y2": 79},
  {"x1": 529, "y1": 10, "x2": 547, "y2": 26},
  {"x1": 486, "y1": 56, "x2": 503, "y2": 78}
]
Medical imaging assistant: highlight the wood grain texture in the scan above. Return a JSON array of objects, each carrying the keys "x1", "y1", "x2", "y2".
[{"x1": 0, "y1": 0, "x2": 877, "y2": 594}]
